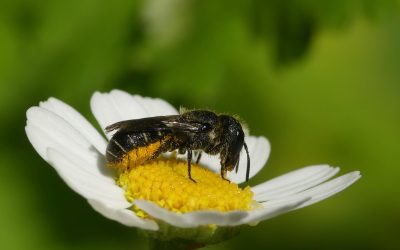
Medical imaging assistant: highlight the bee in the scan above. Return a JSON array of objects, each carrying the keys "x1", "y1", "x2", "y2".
[{"x1": 105, "y1": 110, "x2": 250, "y2": 182}]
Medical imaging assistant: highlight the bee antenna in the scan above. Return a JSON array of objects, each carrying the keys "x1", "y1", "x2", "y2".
[{"x1": 243, "y1": 142, "x2": 250, "y2": 182}]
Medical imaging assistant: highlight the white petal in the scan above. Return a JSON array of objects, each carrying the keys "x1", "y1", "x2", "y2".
[
  {"x1": 196, "y1": 154, "x2": 220, "y2": 173},
  {"x1": 228, "y1": 136, "x2": 270, "y2": 184},
  {"x1": 240, "y1": 197, "x2": 311, "y2": 225},
  {"x1": 199, "y1": 136, "x2": 270, "y2": 184},
  {"x1": 134, "y1": 95, "x2": 178, "y2": 117},
  {"x1": 39, "y1": 97, "x2": 107, "y2": 154},
  {"x1": 26, "y1": 107, "x2": 100, "y2": 164},
  {"x1": 253, "y1": 165, "x2": 340, "y2": 201},
  {"x1": 280, "y1": 171, "x2": 361, "y2": 209},
  {"x1": 134, "y1": 200, "x2": 248, "y2": 228},
  {"x1": 88, "y1": 199, "x2": 158, "y2": 230},
  {"x1": 47, "y1": 148, "x2": 130, "y2": 209},
  {"x1": 90, "y1": 89, "x2": 178, "y2": 139},
  {"x1": 253, "y1": 165, "x2": 332, "y2": 195}
]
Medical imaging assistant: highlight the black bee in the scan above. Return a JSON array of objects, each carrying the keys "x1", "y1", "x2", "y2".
[{"x1": 105, "y1": 110, "x2": 250, "y2": 182}]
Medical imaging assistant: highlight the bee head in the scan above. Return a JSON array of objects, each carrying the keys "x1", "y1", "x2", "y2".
[
  {"x1": 219, "y1": 115, "x2": 244, "y2": 170},
  {"x1": 218, "y1": 115, "x2": 251, "y2": 181}
]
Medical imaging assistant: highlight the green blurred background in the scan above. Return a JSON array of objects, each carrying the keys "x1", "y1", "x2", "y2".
[{"x1": 1, "y1": 0, "x2": 399, "y2": 249}]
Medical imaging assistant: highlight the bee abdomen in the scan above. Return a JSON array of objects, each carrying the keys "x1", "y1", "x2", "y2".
[{"x1": 106, "y1": 131, "x2": 167, "y2": 169}]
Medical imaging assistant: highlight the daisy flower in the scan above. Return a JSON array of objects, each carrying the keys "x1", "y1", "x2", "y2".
[{"x1": 25, "y1": 89, "x2": 361, "y2": 248}]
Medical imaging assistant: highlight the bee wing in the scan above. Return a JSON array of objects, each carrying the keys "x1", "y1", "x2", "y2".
[
  {"x1": 105, "y1": 115, "x2": 208, "y2": 133},
  {"x1": 161, "y1": 120, "x2": 209, "y2": 132}
]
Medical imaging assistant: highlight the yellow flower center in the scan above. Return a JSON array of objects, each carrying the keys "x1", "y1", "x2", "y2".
[{"x1": 117, "y1": 158, "x2": 254, "y2": 215}]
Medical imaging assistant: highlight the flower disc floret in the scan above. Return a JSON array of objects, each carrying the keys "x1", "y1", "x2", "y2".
[{"x1": 117, "y1": 159, "x2": 254, "y2": 214}]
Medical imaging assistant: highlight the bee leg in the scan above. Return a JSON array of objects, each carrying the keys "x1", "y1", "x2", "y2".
[
  {"x1": 187, "y1": 150, "x2": 196, "y2": 183},
  {"x1": 149, "y1": 137, "x2": 173, "y2": 160},
  {"x1": 220, "y1": 167, "x2": 230, "y2": 182},
  {"x1": 195, "y1": 152, "x2": 202, "y2": 164}
]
